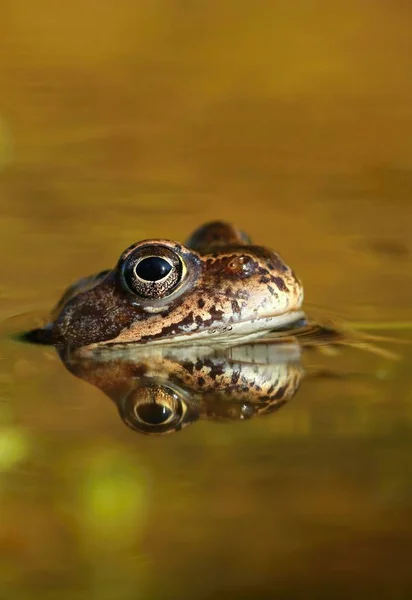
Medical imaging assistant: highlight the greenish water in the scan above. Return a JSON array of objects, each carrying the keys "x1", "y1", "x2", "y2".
[{"x1": 1, "y1": 1, "x2": 412, "y2": 598}]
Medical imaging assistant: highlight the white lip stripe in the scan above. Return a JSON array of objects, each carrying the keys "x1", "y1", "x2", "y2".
[{"x1": 101, "y1": 310, "x2": 306, "y2": 349}]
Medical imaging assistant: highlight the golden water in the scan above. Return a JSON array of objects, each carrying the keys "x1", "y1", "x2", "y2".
[{"x1": 0, "y1": 2, "x2": 412, "y2": 598}]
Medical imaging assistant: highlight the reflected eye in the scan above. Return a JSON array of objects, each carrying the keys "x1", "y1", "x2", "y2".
[
  {"x1": 118, "y1": 381, "x2": 195, "y2": 435},
  {"x1": 135, "y1": 402, "x2": 173, "y2": 425},
  {"x1": 121, "y1": 245, "x2": 185, "y2": 299}
]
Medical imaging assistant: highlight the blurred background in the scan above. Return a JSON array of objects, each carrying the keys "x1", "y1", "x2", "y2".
[{"x1": 0, "y1": 1, "x2": 412, "y2": 598}]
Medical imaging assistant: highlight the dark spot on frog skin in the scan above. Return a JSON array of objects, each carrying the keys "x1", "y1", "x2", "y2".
[
  {"x1": 231, "y1": 370, "x2": 241, "y2": 385},
  {"x1": 272, "y1": 277, "x2": 288, "y2": 293},
  {"x1": 266, "y1": 383, "x2": 276, "y2": 396},
  {"x1": 274, "y1": 384, "x2": 287, "y2": 399},
  {"x1": 132, "y1": 365, "x2": 148, "y2": 377},
  {"x1": 231, "y1": 300, "x2": 241, "y2": 316},
  {"x1": 198, "y1": 298, "x2": 205, "y2": 308},
  {"x1": 199, "y1": 306, "x2": 225, "y2": 329},
  {"x1": 141, "y1": 310, "x2": 196, "y2": 342},
  {"x1": 181, "y1": 361, "x2": 195, "y2": 375},
  {"x1": 201, "y1": 358, "x2": 225, "y2": 380}
]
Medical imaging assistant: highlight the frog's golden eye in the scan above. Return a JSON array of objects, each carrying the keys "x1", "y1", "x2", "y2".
[
  {"x1": 121, "y1": 245, "x2": 186, "y2": 299},
  {"x1": 118, "y1": 380, "x2": 194, "y2": 435}
]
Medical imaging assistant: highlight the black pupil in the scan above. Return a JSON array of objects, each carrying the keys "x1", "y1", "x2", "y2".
[
  {"x1": 137, "y1": 403, "x2": 173, "y2": 425},
  {"x1": 135, "y1": 256, "x2": 172, "y2": 282}
]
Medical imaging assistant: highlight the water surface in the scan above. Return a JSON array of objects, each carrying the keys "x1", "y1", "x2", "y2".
[{"x1": 1, "y1": 2, "x2": 412, "y2": 598}]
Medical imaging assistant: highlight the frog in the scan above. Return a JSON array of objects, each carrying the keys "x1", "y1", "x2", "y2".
[
  {"x1": 61, "y1": 341, "x2": 304, "y2": 435},
  {"x1": 30, "y1": 221, "x2": 305, "y2": 350}
]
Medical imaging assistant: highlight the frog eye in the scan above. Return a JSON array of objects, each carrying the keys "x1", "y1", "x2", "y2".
[
  {"x1": 118, "y1": 381, "x2": 196, "y2": 435},
  {"x1": 121, "y1": 245, "x2": 185, "y2": 299}
]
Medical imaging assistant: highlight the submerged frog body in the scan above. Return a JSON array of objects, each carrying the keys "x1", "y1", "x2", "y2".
[{"x1": 45, "y1": 221, "x2": 305, "y2": 349}]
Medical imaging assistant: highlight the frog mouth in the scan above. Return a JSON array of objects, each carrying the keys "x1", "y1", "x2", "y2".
[
  {"x1": 158, "y1": 309, "x2": 307, "y2": 347},
  {"x1": 96, "y1": 308, "x2": 307, "y2": 349}
]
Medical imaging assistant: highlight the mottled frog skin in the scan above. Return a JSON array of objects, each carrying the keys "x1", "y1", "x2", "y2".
[
  {"x1": 46, "y1": 221, "x2": 305, "y2": 349},
  {"x1": 62, "y1": 343, "x2": 303, "y2": 435}
]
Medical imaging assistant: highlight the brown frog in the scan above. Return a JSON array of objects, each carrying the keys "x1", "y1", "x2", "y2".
[
  {"x1": 34, "y1": 221, "x2": 305, "y2": 350},
  {"x1": 62, "y1": 342, "x2": 303, "y2": 435}
]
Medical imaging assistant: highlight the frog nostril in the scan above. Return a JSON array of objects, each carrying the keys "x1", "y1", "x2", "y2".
[{"x1": 227, "y1": 256, "x2": 256, "y2": 276}]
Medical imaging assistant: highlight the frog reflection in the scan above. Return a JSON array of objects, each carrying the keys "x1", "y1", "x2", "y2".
[{"x1": 61, "y1": 343, "x2": 303, "y2": 435}]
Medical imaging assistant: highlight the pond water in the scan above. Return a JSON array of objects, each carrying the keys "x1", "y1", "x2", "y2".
[{"x1": 1, "y1": 2, "x2": 412, "y2": 598}]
